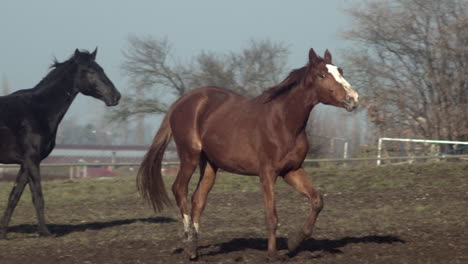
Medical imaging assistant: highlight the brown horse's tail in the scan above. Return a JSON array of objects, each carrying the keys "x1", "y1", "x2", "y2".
[{"x1": 137, "y1": 114, "x2": 172, "y2": 212}]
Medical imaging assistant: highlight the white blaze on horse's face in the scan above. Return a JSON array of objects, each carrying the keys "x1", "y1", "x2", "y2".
[{"x1": 326, "y1": 64, "x2": 359, "y2": 103}]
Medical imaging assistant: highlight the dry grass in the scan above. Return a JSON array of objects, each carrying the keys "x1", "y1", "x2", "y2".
[{"x1": 0, "y1": 161, "x2": 467, "y2": 263}]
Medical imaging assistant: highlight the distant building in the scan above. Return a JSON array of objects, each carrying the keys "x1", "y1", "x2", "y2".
[{"x1": 43, "y1": 144, "x2": 178, "y2": 164}]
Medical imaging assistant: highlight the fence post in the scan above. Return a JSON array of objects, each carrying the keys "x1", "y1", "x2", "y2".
[
  {"x1": 69, "y1": 166, "x2": 74, "y2": 180},
  {"x1": 343, "y1": 141, "x2": 348, "y2": 159},
  {"x1": 377, "y1": 138, "x2": 383, "y2": 166},
  {"x1": 110, "y1": 151, "x2": 116, "y2": 171},
  {"x1": 342, "y1": 141, "x2": 348, "y2": 167}
]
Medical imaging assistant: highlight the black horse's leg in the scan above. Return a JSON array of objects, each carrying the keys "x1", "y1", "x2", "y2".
[
  {"x1": 0, "y1": 166, "x2": 28, "y2": 239},
  {"x1": 25, "y1": 159, "x2": 51, "y2": 236}
]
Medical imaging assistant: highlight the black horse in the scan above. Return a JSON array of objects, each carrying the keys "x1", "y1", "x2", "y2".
[{"x1": 0, "y1": 48, "x2": 121, "y2": 238}]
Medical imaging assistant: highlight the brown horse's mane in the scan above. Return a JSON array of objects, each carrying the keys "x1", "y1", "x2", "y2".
[{"x1": 257, "y1": 65, "x2": 310, "y2": 103}]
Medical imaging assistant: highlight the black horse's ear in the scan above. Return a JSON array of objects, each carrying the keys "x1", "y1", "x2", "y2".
[
  {"x1": 309, "y1": 48, "x2": 319, "y2": 65},
  {"x1": 91, "y1": 47, "x2": 97, "y2": 60},
  {"x1": 73, "y1": 49, "x2": 83, "y2": 63},
  {"x1": 324, "y1": 49, "x2": 332, "y2": 64}
]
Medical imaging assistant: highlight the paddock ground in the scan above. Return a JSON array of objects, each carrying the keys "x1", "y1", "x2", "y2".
[{"x1": 0, "y1": 162, "x2": 467, "y2": 263}]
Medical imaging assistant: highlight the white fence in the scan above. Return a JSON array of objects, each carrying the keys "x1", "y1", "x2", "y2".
[
  {"x1": 1, "y1": 140, "x2": 467, "y2": 180},
  {"x1": 377, "y1": 137, "x2": 468, "y2": 165},
  {"x1": 1, "y1": 155, "x2": 467, "y2": 180}
]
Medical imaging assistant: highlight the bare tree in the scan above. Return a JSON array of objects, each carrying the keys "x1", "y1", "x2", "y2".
[
  {"x1": 108, "y1": 35, "x2": 189, "y2": 122},
  {"x1": 188, "y1": 51, "x2": 238, "y2": 92},
  {"x1": 108, "y1": 36, "x2": 289, "y2": 122},
  {"x1": 189, "y1": 39, "x2": 289, "y2": 96},
  {"x1": 342, "y1": 0, "x2": 468, "y2": 142},
  {"x1": 235, "y1": 39, "x2": 289, "y2": 96}
]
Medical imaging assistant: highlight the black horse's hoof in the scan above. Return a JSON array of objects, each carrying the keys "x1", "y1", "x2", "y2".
[{"x1": 0, "y1": 230, "x2": 7, "y2": 240}]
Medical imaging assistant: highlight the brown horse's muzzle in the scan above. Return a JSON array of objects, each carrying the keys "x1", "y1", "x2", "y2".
[{"x1": 343, "y1": 98, "x2": 358, "y2": 112}]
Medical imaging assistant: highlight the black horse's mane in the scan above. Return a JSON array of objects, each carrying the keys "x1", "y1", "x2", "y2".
[
  {"x1": 50, "y1": 49, "x2": 92, "y2": 69},
  {"x1": 40, "y1": 50, "x2": 92, "y2": 88},
  {"x1": 37, "y1": 60, "x2": 75, "y2": 89},
  {"x1": 6, "y1": 50, "x2": 94, "y2": 96}
]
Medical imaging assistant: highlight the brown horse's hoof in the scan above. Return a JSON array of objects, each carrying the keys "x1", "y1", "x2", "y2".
[
  {"x1": 38, "y1": 228, "x2": 52, "y2": 237},
  {"x1": 266, "y1": 252, "x2": 278, "y2": 262},
  {"x1": 288, "y1": 231, "x2": 308, "y2": 252},
  {"x1": 184, "y1": 240, "x2": 198, "y2": 261},
  {"x1": 266, "y1": 252, "x2": 288, "y2": 262}
]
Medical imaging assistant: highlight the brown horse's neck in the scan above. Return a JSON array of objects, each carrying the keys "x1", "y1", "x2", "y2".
[
  {"x1": 255, "y1": 66, "x2": 319, "y2": 135},
  {"x1": 280, "y1": 82, "x2": 318, "y2": 135}
]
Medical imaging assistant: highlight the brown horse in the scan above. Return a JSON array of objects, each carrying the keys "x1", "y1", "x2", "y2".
[{"x1": 138, "y1": 48, "x2": 359, "y2": 260}]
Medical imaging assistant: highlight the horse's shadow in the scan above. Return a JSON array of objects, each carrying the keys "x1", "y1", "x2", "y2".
[
  {"x1": 7, "y1": 216, "x2": 176, "y2": 237},
  {"x1": 199, "y1": 235, "x2": 405, "y2": 258}
]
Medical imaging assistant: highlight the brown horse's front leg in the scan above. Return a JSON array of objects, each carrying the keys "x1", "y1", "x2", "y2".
[
  {"x1": 259, "y1": 170, "x2": 280, "y2": 260},
  {"x1": 283, "y1": 169, "x2": 323, "y2": 253},
  {"x1": 182, "y1": 215, "x2": 198, "y2": 261}
]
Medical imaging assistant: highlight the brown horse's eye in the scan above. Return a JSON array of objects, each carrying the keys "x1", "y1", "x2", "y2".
[{"x1": 320, "y1": 74, "x2": 326, "y2": 78}]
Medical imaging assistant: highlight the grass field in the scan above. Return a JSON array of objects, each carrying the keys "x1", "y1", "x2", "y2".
[{"x1": 0, "y1": 161, "x2": 467, "y2": 263}]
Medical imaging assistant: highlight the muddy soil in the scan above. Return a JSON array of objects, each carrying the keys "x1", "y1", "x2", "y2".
[{"x1": 0, "y1": 163, "x2": 467, "y2": 263}]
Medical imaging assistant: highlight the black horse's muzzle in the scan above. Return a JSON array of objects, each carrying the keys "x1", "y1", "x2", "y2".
[{"x1": 105, "y1": 91, "x2": 121, "y2": 106}]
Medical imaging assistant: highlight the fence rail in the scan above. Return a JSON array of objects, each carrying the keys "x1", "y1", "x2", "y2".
[
  {"x1": 1, "y1": 154, "x2": 467, "y2": 169},
  {"x1": 377, "y1": 137, "x2": 468, "y2": 165}
]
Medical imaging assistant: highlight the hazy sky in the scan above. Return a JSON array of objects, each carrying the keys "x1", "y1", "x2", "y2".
[{"x1": 1, "y1": 0, "x2": 354, "y2": 124}]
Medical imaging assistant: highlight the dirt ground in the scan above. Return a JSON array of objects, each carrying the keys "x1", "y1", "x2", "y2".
[{"x1": 0, "y1": 162, "x2": 467, "y2": 263}]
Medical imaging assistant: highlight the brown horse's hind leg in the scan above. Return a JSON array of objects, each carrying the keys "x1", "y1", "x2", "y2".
[
  {"x1": 172, "y1": 149, "x2": 200, "y2": 260},
  {"x1": 191, "y1": 156, "x2": 217, "y2": 234},
  {"x1": 283, "y1": 168, "x2": 323, "y2": 253}
]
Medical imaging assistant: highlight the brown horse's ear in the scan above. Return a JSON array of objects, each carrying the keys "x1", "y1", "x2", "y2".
[
  {"x1": 324, "y1": 49, "x2": 332, "y2": 64},
  {"x1": 309, "y1": 48, "x2": 320, "y2": 65}
]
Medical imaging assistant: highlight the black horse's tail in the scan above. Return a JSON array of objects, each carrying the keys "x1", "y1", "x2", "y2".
[{"x1": 137, "y1": 114, "x2": 172, "y2": 212}]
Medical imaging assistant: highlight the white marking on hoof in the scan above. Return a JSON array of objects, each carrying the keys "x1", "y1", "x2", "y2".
[
  {"x1": 183, "y1": 214, "x2": 191, "y2": 233},
  {"x1": 194, "y1": 222, "x2": 200, "y2": 233}
]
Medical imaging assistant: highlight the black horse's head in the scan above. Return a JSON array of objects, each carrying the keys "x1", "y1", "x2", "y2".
[{"x1": 72, "y1": 48, "x2": 121, "y2": 106}]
